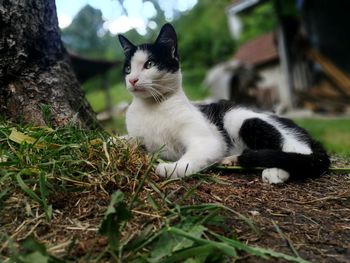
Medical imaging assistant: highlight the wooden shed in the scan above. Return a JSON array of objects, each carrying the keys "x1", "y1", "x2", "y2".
[{"x1": 227, "y1": 0, "x2": 350, "y2": 112}]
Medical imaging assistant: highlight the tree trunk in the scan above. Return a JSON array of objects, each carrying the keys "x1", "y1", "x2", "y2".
[{"x1": 0, "y1": 0, "x2": 99, "y2": 128}]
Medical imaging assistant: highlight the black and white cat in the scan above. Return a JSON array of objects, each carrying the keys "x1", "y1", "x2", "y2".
[{"x1": 118, "y1": 23, "x2": 330, "y2": 184}]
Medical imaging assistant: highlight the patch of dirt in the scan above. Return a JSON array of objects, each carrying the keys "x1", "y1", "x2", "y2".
[
  {"x1": 206, "y1": 173, "x2": 350, "y2": 262},
  {"x1": 1, "y1": 156, "x2": 350, "y2": 262},
  {"x1": 170, "y1": 155, "x2": 350, "y2": 262}
]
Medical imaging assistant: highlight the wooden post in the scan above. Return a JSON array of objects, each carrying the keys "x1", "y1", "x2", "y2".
[{"x1": 274, "y1": 0, "x2": 295, "y2": 109}]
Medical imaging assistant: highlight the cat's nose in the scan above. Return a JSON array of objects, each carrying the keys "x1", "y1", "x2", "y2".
[{"x1": 129, "y1": 78, "x2": 139, "y2": 86}]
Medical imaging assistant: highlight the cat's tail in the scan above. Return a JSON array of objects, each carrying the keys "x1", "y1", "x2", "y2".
[{"x1": 238, "y1": 142, "x2": 330, "y2": 180}]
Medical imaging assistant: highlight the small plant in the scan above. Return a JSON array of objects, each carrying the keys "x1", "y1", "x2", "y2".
[
  {"x1": 99, "y1": 191, "x2": 132, "y2": 252},
  {"x1": 40, "y1": 104, "x2": 53, "y2": 127}
]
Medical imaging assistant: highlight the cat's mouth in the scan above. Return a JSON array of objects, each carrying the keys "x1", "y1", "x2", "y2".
[{"x1": 130, "y1": 86, "x2": 146, "y2": 93}]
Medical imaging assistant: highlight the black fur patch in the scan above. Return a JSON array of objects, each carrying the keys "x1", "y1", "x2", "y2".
[
  {"x1": 119, "y1": 23, "x2": 180, "y2": 75},
  {"x1": 237, "y1": 116, "x2": 330, "y2": 180},
  {"x1": 139, "y1": 43, "x2": 179, "y2": 73},
  {"x1": 122, "y1": 47, "x2": 137, "y2": 75},
  {"x1": 197, "y1": 100, "x2": 235, "y2": 148},
  {"x1": 121, "y1": 43, "x2": 179, "y2": 75},
  {"x1": 238, "y1": 148, "x2": 330, "y2": 180},
  {"x1": 239, "y1": 118, "x2": 283, "y2": 150},
  {"x1": 272, "y1": 116, "x2": 312, "y2": 146}
]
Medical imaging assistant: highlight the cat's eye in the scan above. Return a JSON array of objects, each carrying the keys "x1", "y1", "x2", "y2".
[
  {"x1": 144, "y1": 60, "x2": 155, "y2": 69},
  {"x1": 125, "y1": 65, "x2": 131, "y2": 74}
]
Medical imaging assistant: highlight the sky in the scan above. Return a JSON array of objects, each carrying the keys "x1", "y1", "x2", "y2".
[{"x1": 56, "y1": 0, "x2": 198, "y2": 35}]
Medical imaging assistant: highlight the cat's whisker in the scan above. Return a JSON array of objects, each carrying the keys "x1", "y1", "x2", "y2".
[
  {"x1": 152, "y1": 78, "x2": 177, "y2": 82},
  {"x1": 141, "y1": 83, "x2": 175, "y2": 93},
  {"x1": 150, "y1": 88, "x2": 165, "y2": 103},
  {"x1": 148, "y1": 88, "x2": 163, "y2": 104},
  {"x1": 149, "y1": 87, "x2": 167, "y2": 103},
  {"x1": 148, "y1": 89, "x2": 158, "y2": 103}
]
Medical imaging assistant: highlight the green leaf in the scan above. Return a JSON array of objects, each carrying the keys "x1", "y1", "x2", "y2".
[
  {"x1": 0, "y1": 188, "x2": 9, "y2": 201},
  {"x1": 159, "y1": 244, "x2": 216, "y2": 263},
  {"x1": 39, "y1": 172, "x2": 52, "y2": 222},
  {"x1": 167, "y1": 227, "x2": 237, "y2": 258},
  {"x1": 210, "y1": 232, "x2": 309, "y2": 263},
  {"x1": 99, "y1": 191, "x2": 132, "y2": 249},
  {"x1": 22, "y1": 237, "x2": 48, "y2": 254},
  {"x1": 19, "y1": 251, "x2": 49, "y2": 263},
  {"x1": 123, "y1": 224, "x2": 154, "y2": 251},
  {"x1": 149, "y1": 225, "x2": 206, "y2": 262},
  {"x1": 15, "y1": 237, "x2": 64, "y2": 263},
  {"x1": 16, "y1": 171, "x2": 43, "y2": 205},
  {"x1": 146, "y1": 193, "x2": 159, "y2": 210}
]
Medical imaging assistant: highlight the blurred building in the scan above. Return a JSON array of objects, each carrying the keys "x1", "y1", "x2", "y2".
[
  {"x1": 220, "y1": 0, "x2": 350, "y2": 113},
  {"x1": 233, "y1": 32, "x2": 280, "y2": 110}
]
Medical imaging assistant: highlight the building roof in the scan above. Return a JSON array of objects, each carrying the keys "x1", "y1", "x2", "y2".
[
  {"x1": 68, "y1": 52, "x2": 121, "y2": 83},
  {"x1": 234, "y1": 32, "x2": 278, "y2": 66},
  {"x1": 228, "y1": 0, "x2": 263, "y2": 14}
]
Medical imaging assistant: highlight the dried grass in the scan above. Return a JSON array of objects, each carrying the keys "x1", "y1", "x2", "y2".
[{"x1": 0, "y1": 123, "x2": 349, "y2": 262}]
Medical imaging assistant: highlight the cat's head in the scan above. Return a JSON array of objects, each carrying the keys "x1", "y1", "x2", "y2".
[{"x1": 118, "y1": 23, "x2": 181, "y2": 101}]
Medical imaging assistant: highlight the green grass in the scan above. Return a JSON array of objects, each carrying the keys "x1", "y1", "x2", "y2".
[
  {"x1": 295, "y1": 118, "x2": 350, "y2": 157},
  {"x1": 86, "y1": 83, "x2": 132, "y2": 113},
  {"x1": 0, "y1": 122, "x2": 307, "y2": 262}
]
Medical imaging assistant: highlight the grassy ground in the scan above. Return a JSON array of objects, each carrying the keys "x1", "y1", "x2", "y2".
[
  {"x1": 294, "y1": 118, "x2": 350, "y2": 157},
  {"x1": 5, "y1": 84, "x2": 342, "y2": 261},
  {"x1": 0, "y1": 122, "x2": 317, "y2": 262},
  {"x1": 86, "y1": 83, "x2": 131, "y2": 113}
]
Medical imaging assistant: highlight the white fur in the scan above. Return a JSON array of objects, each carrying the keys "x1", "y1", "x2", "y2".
[
  {"x1": 262, "y1": 168, "x2": 290, "y2": 184},
  {"x1": 126, "y1": 49, "x2": 226, "y2": 178},
  {"x1": 223, "y1": 108, "x2": 312, "y2": 155},
  {"x1": 127, "y1": 89, "x2": 227, "y2": 177},
  {"x1": 125, "y1": 49, "x2": 311, "y2": 183},
  {"x1": 223, "y1": 107, "x2": 310, "y2": 183}
]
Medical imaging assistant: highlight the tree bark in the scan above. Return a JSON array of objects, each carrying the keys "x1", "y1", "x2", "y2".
[{"x1": 0, "y1": 0, "x2": 99, "y2": 128}]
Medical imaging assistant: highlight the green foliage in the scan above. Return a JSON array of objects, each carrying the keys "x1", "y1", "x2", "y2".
[
  {"x1": 15, "y1": 170, "x2": 52, "y2": 222},
  {"x1": 175, "y1": 0, "x2": 235, "y2": 71},
  {"x1": 10, "y1": 237, "x2": 64, "y2": 263},
  {"x1": 99, "y1": 191, "x2": 132, "y2": 249},
  {"x1": 61, "y1": 5, "x2": 119, "y2": 60},
  {"x1": 85, "y1": 83, "x2": 131, "y2": 113},
  {"x1": 238, "y1": 2, "x2": 277, "y2": 44}
]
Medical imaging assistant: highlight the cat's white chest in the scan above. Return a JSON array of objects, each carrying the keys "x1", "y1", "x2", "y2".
[{"x1": 126, "y1": 101, "x2": 185, "y2": 160}]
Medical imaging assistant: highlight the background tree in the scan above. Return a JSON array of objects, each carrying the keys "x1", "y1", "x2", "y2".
[
  {"x1": 238, "y1": 2, "x2": 278, "y2": 44},
  {"x1": 174, "y1": 0, "x2": 235, "y2": 83},
  {"x1": 62, "y1": 5, "x2": 118, "y2": 60},
  {"x1": 0, "y1": 0, "x2": 97, "y2": 128}
]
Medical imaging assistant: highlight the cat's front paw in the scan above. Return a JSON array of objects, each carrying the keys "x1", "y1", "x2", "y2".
[
  {"x1": 220, "y1": 155, "x2": 239, "y2": 166},
  {"x1": 262, "y1": 168, "x2": 290, "y2": 184},
  {"x1": 155, "y1": 162, "x2": 196, "y2": 178}
]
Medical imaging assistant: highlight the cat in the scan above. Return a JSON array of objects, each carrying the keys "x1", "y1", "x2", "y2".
[{"x1": 118, "y1": 23, "x2": 330, "y2": 184}]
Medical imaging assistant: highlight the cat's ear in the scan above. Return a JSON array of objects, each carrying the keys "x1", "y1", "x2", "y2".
[
  {"x1": 118, "y1": 34, "x2": 136, "y2": 55},
  {"x1": 155, "y1": 23, "x2": 178, "y2": 58}
]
